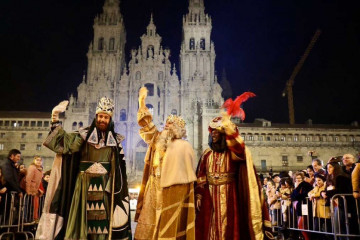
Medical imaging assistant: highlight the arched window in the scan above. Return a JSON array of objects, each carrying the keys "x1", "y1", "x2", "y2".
[
  {"x1": 136, "y1": 71, "x2": 141, "y2": 80},
  {"x1": 158, "y1": 71, "x2": 164, "y2": 81},
  {"x1": 98, "y1": 37, "x2": 104, "y2": 50},
  {"x1": 72, "y1": 122, "x2": 77, "y2": 130},
  {"x1": 189, "y1": 38, "x2": 195, "y2": 50},
  {"x1": 200, "y1": 38, "x2": 205, "y2": 50},
  {"x1": 145, "y1": 83, "x2": 154, "y2": 96},
  {"x1": 109, "y1": 38, "x2": 115, "y2": 50},
  {"x1": 146, "y1": 104, "x2": 154, "y2": 115},
  {"x1": 171, "y1": 109, "x2": 177, "y2": 115},
  {"x1": 79, "y1": 122, "x2": 83, "y2": 128},
  {"x1": 157, "y1": 87, "x2": 160, "y2": 97},
  {"x1": 120, "y1": 109, "x2": 127, "y2": 121}
]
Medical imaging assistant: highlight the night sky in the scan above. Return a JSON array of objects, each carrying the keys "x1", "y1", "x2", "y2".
[{"x1": 0, "y1": 0, "x2": 359, "y2": 124}]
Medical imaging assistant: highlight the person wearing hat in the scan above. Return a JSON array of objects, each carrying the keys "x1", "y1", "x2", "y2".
[
  {"x1": 36, "y1": 97, "x2": 131, "y2": 240},
  {"x1": 195, "y1": 111, "x2": 272, "y2": 240},
  {"x1": 134, "y1": 87, "x2": 197, "y2": 240}
]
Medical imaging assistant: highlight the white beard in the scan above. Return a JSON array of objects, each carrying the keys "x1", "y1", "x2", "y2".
[{"x1": 155, "y1": 129, "x2": 172, "y2": 154}]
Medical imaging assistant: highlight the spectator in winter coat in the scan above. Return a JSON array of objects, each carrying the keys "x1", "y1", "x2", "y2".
[
  {"x1": 308, "y1": 173, "x2": 330, "y2": 233},
  {"x1": 25, "y1": 156, "x2": 44, "y2": 220},
  {"x1": 322, "y1": 158, "x2": 355, "y2": 237},
  {"x1": 278, "y1": 178, "x2": 293, "y2": 226},
  {"x1": 25, "y1": 156, "x2": 43, "y2": 196},
  {"x1": 267, "y1": 179, "x2": 281, "y2": 225},
  {"x1": 1, "y1": 149, "x2": 23, "y2": 198},
  {"x1": 291, "y1": 171, "x2": 313, "y2": 240},
  {"x1": 1, "y1": 149, "x2": 23, "y2": 223}
]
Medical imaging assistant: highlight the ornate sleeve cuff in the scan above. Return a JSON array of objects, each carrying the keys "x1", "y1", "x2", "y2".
[{"x1": 137, "y1": 107, "x2": 153, "y2": 127}]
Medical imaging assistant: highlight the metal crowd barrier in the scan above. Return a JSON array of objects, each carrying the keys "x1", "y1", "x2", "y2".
[
  {"x1": 270, "y1": 194, "x2": 360, "y2": 240},
  {"x1": 0, "y1": 192, "x2": 45, "y2": 240}
]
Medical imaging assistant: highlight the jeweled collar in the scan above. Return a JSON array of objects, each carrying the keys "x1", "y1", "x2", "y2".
[{"x1": 79, "y1": 127, "x2": 117, "y2": 148}]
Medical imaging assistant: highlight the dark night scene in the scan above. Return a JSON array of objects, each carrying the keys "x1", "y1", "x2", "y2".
[{"x1": 0, "y1": 0, "x2": 359, "y2": 239}]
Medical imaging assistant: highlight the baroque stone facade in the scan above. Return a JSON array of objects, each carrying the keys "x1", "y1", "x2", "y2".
[{"x1": 64, "y1": 0, "x2": 223, "y2": 181}]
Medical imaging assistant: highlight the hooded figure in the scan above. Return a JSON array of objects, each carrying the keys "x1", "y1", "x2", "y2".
[{"x1": 36, "y1": 97, "x2": 131, "y2": 240}]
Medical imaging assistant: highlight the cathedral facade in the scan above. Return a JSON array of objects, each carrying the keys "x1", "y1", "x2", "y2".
[{"x1": 63, "y1": 0, "x2": 223, "y2": 181}]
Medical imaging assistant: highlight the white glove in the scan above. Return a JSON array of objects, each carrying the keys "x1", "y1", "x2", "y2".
[{"x1": 51, "y1": 100, "x2": 69, "y2": 122}]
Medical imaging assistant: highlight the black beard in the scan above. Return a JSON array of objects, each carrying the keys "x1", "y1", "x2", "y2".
[
  {"x1": 208, "y1": 133, "x2": 227, "y2": 153},
  {"x1": 96, "y1": 121, "x2": 108, "y2": 132}
]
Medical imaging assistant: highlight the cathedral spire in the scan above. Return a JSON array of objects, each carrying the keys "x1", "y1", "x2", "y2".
[
  {"x1": 186, "y1": 0, "x2": 208, "y2": 24},
  {"x1": 96, "y1": 0, "x2": 122, "y2": 25},
  {"x1": 189, "y1": 0, "x2": 204, "y2": 8},
  {"x1": 146, "y1": 13, "x2": 157, "y2": 36}
]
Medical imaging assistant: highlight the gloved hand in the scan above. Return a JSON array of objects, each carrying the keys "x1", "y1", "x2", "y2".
[
  {"x1": 221, "y1": 111, "x2": 236, "y2": 135},
  {"x1": 51, "y1": 100, "x2": 69, "y2": 122},
  {"x1": 138, "y1": 87, "x2": 148, "y2": 109}
]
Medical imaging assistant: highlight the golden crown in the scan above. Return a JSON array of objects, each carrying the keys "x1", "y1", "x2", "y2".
[
  {"x1": 96, "y1": 97, "x2": 114, "y2": 117},
  {"x1": 166, "y1": 115, "x2": 186, "y2": 128}
]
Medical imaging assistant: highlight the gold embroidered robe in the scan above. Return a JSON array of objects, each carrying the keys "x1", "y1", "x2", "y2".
[
  {"x1": 195, "y1": 131, "x2": 266, "y2": 240},
  {"x1": 134, "y1": 107, "x2": 197, "y2": 240}
]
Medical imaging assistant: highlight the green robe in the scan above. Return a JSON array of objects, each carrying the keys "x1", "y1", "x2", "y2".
[{"x1": 35, "y1": 125, "x2": 131, "y2": 240}]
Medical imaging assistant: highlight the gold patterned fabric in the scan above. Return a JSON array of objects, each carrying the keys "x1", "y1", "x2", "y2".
[
  {"x1": 135, "y1": 106, "x2": 196, "y2": 240},
  {"x1": 196, "y1": 133, "x2": 264, "y2": 240},
  {"x1": 135, "y1": 176, "x2": 195, "y2": 240}
]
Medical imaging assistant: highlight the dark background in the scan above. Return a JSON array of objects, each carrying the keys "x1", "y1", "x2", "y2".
[{"x1": 0, "y1": 0, "x2": 359, "y2": 124}]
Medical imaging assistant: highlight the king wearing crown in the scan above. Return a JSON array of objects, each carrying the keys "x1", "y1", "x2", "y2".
[
  {"x1": 134, "y1": 87, "x2": 197, "y2": 240},
  {"x1": 195, "y1": 93, "x2": 273, "y2": 240},
  {"x1": 36, "y1": 97, "x2": 131, "y2": 240}
]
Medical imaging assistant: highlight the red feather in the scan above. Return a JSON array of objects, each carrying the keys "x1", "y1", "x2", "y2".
[{"x1": 222, "y1": 92, "x2": 256, "y2": 120}]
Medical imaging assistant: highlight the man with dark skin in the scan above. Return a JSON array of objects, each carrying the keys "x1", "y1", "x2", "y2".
[{"x1": 195, "y1": 113, "x2": 272, "y2": 240}]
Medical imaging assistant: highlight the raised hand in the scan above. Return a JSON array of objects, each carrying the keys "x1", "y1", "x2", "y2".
[
  {"x1": 138, "y1": 87, "x2": 148, "y2": 109},
  {"x1": 51, "y1": 100, "x2": 69, "y2": 122},
  {"x1": 221, "y1": 111, "x2": 236, "y2": 135}
]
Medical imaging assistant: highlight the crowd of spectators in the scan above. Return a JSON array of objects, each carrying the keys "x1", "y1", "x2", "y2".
[
  {"x1": 260, "y1": 153, "x2": 360, "y2": 240},
  {"x1": 0, "y1": 149, "x2": 51, "y2": 224}
]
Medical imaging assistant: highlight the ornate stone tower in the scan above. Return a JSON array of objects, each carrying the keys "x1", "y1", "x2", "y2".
[
  {"x1": 64, "y1": 0, "x2": 126, "y2": 131},
  {"x1": 64, "y1": 0, "x2": 223, "y2": 181},
  {"x1": 180, "y1": 0, "x2": 223, "y2": 156},
  {"x1": 118, "y1": 14, "x2": 180, "y2": 178}
]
